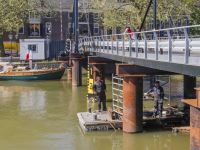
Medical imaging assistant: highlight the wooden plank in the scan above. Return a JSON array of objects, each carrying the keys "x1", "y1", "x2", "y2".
[{"x1": 173, "y1": 126, "x2": 190, "y2": 132}]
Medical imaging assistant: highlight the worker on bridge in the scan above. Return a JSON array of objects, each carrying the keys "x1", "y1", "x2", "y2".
[
  {"x1": 92, "y1": 76, "x2": 107, "y2": 111},
  {"x1": 147, "y1": 81, "x2": 164, "y2": 117}
]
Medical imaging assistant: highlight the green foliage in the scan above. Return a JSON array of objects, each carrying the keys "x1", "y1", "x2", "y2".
[
  {"x1": 51, "y1": 58, "x2": 57, "y2": 62},
  {"x1": 85, "y1": 0, "x2": 199, "y2": 32},
  {"x1": 180, "y1": 0, "x2": 200, "y2": 35},
  {"x1": 0, "y1": 0, "x2": 56, "y2": 33},
  {"x1": 0, "y1": 0, "x2": 56, "y2": 57}
]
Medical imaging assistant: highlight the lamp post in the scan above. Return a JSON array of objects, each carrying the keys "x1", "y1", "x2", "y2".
[
  {"x1": 8, "y1": 34, "x2": 13, "y2": 62},
  {"x1": 15, "y1": 34, "x2": 18, "y2": 57},
  {"x1": 153, "y1": 0, "x2": 157, "y2": 30}
]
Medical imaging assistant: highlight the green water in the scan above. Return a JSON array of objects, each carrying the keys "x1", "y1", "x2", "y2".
[{"x1": 0, "y1": 76, "x2": 189, "y2": 150}]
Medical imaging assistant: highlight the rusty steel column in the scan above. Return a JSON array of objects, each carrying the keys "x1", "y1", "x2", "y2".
[
  {"x1": 123, "y1": 76, "x2": 143, "y2": 133},
  {"x1": 184, "y1": 75, "x2": 196, "y2": 99},
  {"x1": 67, "y1": 68, "x2": 72, "y2": 77},
  {"x1": 72, "y1": 59, "x2": 82, "y2": 86},
  {"x1": 93, "y1": 64, "x2": 105, "y2": 82},
  {"x1": 190, "y1": 106, "x2": 200, "y2": 150}
]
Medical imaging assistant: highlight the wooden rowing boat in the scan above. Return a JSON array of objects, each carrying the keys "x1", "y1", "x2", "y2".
[{"x1": 0, "y1": 62, "x2": 65, "y2": 81}]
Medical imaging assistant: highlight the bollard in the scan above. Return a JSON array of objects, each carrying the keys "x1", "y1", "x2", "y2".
[
  {"x1": 88, "y1": 107, "x2": 91, "y2": 113},
  {"x1": 93, "y1": 113, "x2": 97, "y2": 120}
]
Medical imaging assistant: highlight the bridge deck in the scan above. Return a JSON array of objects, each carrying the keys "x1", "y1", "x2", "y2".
[{"x1": 79, "y1": 25, "x2": 200, "y2": 77}]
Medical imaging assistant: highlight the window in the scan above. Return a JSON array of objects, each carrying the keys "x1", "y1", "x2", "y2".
[
  {"x1": 46, "y1": 22, "x2": 52, "y2": 34},
  {"x1": 79, "y1": 13, "x2": 88, "y2": 22},
  {"x1": 28, "y1": 44, "x2": 37, "y2": 52},
  {"x1": 93, "y1": 13, "x2": 99, "y2": 19},
  {"x1": 68, "y1": 12, "x2": 73, "y2": 19},
  {"x1": 29, "y1": 12, "x2": 40, "y2": 24},
  {"x1": 18, "y1": 24, "x2": 24, "y2": 34},
  {"x1": 68, "y1": 23, "x2": 74, "y2": 34},
  {"x1": 94, "y1": 23, "x2": 99, "y2": 34},
  {"x1": 30, "y1": 24, "x2": 40, "y2": 36},
  {"x1": 79, "y1": 24, "x2": 88, "y2": 36},
  {"x1": 46, "y1": 12, "x2": 51, "y2": 18},
  {"x1": 107, "y1": 28, "x2": 113, "y2": 35}
]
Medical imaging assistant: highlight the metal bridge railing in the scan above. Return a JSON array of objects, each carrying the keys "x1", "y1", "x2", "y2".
[{"x1": 79, "y1": 25, "x2": 200, "y2": 65}]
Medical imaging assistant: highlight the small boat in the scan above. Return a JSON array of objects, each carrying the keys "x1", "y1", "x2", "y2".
[{"x1": 0, "y1": 62, "x2": 65, "y2": 81}]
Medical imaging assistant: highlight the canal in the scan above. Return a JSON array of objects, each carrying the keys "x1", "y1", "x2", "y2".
[{"x1": 0, "y1": 75, "x2": 190, "y2": 150}]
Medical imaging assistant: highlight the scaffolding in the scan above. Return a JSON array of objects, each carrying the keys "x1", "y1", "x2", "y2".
[
  {"x1": 112, "y1": 74, "x2": 171, "y2": 116},
  {"x1": 112, "y1": 74, "x2": 123, "y2": 116}
]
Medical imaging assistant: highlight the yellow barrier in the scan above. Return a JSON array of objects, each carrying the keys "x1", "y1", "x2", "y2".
[
  {"x1": 87, "y1": 64, "x2": 95, "y2": 103},
  {"x1": 4, "y1": 43, "x2": 20, "y2": 52}
]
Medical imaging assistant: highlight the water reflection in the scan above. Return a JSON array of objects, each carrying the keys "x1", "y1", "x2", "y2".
[
  {"x1": 0, "y1": 76, "x2": 190, "y2": 150},
  {"x1": 19, "y1": 90, "x2": 46, "y2": 111},
  {"x1": 122, "y1": 128, "x2": 189, "y2": 150}
]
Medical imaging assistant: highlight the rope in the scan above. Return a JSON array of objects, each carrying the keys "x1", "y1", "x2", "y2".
[{"x1": 98, "y1": 116, "x2": 117, "y2": 132}]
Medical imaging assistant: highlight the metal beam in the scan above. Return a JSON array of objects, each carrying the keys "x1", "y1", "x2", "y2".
[
  {"x1": 58, "y1": 56, "x2": 70, "y2": 61},
  {"x1": 116, "y1": 64, "x2": 176, "y2": 76},
  {"x1": 70, "y1": 53, "x2": 83, "y2": 59},
  {"x1": 91, "y1": 52, "x2": 200, "y2": 77},
  {"x1": 138, "y1": 0, "x2": 153, "y2": 33},
  {"x1": 88, "y1": 56, "x2": 120, "y2": 64}
]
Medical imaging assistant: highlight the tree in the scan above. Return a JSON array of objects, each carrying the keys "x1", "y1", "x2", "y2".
[
  {"x1": 0, "y1": 0, "x2": 56, "y2": 57},
  {"x1": 85, "y1": 0, "x2": 198, "y2": 33},
  {"x1": 180, "y1": 0, "x2": 200, "y2": 35}
]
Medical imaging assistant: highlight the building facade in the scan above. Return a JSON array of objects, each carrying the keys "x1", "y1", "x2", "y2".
[{"x1": 3, "y1": 0, "x2": 104, "y2": 42}]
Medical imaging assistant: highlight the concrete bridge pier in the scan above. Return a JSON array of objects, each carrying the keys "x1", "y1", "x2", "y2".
[
  {"x1": 190, "y1": 106, "x2": 200, "y2": 150},
  {"x1": 116, "y1": 63, "x2": 176, "y2": 133},
  {"x1": 123, "y1": 76, "x2": 143, "y2": 133},
  {"x1": 72, "y1": 59, "x2": 82, "y2": 86},
  {"x1": 70, "y1": 53, "x2": 83, "y2": 86}
]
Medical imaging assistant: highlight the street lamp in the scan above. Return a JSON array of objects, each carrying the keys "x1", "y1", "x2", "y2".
[{"x1": 8, "y1": 34, "x2": 13, "y2": 62}]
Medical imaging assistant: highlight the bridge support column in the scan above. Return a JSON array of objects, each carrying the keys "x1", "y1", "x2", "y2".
[
  {"x1": 123, "y1": 76, "x2": 143, "y2": 133},
  {"x1": 184, "y1": 75, "x2": 196, "y2": 99},
  {"x1": 72, "y1": 59, "x2": 82, "y2": 86},
  {"x1": 182, "y1": 88, "x2": 200, "y2": 150},
  {"x1": 190, "y1": 106, "x2": 200, "y2": 150}
]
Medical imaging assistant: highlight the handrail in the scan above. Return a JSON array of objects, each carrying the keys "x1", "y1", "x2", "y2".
[
  {"x1": 79, "y1": 25, "x2": 200, "y2": 40},
  {"x1": 79, "y1": 25, "x2": 200, "y2": 66}
]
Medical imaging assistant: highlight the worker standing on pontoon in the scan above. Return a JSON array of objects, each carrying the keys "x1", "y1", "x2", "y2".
[
  {"x1": 147, "y1": 81, "x2": 164, "y2": 117},
  {"x1": 92, "y1": 76, "x2": 107, "y2": 111}
]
